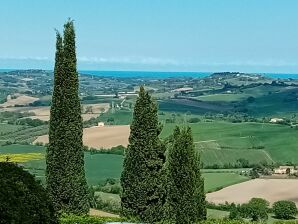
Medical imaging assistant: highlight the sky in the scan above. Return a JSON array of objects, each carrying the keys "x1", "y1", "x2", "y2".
[{"x1": 0, "y1": 0, "x2": 298, "y2": 73}]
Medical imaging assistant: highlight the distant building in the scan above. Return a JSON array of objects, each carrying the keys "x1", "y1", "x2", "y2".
[
  {"x1": 97, "y1": 122, "x2": 105, "y2": 127},
  {"x1": 270, "y1": 118, "x2": 284, "y2": 123},
  {"x1": 274, "y1": 166, "x2": 297, "y2": 175}
]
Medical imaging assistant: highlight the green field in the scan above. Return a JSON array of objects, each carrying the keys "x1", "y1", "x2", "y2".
[
  {"x1": 0, "y1": 125, "x2": 48, "y2": 145},
  {"x1": 99, "y1": 109, "x2": 133, "y2": 125},
  {"x1": 197, "y1": 93, "x2": 249, "y2": 102},
  {"x1": 203, "y1": 172, "x2": 249, "y2": 192},
  {"x1": 0, "y1": 144, "x2": 250, "y2": 191},
  {"x1": 161, "y1": 122, "x2": 298, "y2": 165}
]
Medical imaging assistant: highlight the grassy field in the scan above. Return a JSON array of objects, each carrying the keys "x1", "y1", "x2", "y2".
[
  {"x1": 0, "y1": 144, "x2": 249, "y2": 192},
  {"x1": 161, "y1": 122, "x2": 298, "y2": 165},
  {"x1": 99, "y1": 109, "x2": 132, "y2": 125},
  {"x1": 0, "y1": 125, "x2": 48, "y2": 145},
  {"x1": 201, "y1": 149, "x2": 273, "y2": 167},
  {"x1": 203, "y1": 172, "x2": 249, "y2": 192}
]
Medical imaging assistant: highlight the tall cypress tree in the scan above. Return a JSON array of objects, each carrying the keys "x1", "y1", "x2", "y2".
[
  {"x1": 46, "y1": 20, "x2": 89, "y2": 215},
  {"x1": 120, "y1": 86, "x2": 166, "y2": 222},
  {"x1": 164, "y1": 126, "x2": 206, "y2": 223}
]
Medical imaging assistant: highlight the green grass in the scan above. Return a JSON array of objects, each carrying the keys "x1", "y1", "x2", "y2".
[
  {"x1": 197, "y1": 94, "x2": 249, "y2": 102},
  {"x1": 207, "y1": 209, "x2": 229, "y2": 219},
  {"x1": 25, "y1": 153, "x2": 124, "y2": 185},
  {"x1": 99, "y1": 109, "x2": 132, "y2": 125},
  {"x1": 0, "y1": 144, "x2": 45, "y2": 153},
  {"x1": 201, "y1": 149, "x2": 273, "y2": 167},
  {"x1": 203, "y1": 172, "x2": 249, "y2": 192},
  {"x1": 85, "y1": 153, "x2": 123, "y2": 185}
]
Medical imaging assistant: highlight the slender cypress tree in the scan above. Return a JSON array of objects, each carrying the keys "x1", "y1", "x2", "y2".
[
  {"x1": 164, "y1": 126, "x2": 206, "y2": 223},
  {"x1": 120, "y1": 86, "x2": 166, "y2": 222},
  {"x1": 46, "y1": 20, "x2": 89, "y2": 214}
]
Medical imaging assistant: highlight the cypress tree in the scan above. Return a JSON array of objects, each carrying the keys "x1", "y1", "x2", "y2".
[
  {"x1": 164, "y1": 126, "x2": 206, "y2": 223},
  {"x1": 194, "y1": 152, "x2": 207, "y2": 221},
  {"x1": 120, "y1": 86, "x2": 166, "y2": 222},
  {"x1": 46, "y1": 20, "x2": 89, "y2": 214}
]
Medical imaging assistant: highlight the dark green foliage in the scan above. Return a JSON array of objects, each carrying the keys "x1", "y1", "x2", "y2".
[
  {"x1": 0, "y1": 162, "x2": 57, "y2": 224},
  {"x1": 194, "y1": 152, "x2": 207, "y2": 220},
  {"x1": 164, "y1": 126, "x2": 206, "y2": 223},
  {"x1": 273, "y1": 200, "x2": 297, "y2": 219},
  {"x1": 88, "y1": 145, "x2": 126, "y2": 155},
  {"x1": 59, "y1": 214, "x2": 127, "y2": 224},
  {"x1": 16, "y1": 117, "x2": 47, "y2": 126},
  {"x1": 229, "y1": 204, "x2": 242, "y2": 220},
  {"x1": 120, "y1": 86, "x2": 166, "y2": 222},
  {"x1": 240, "y1": 198, "x2": 269, "y2": 221},
  {"x1": 188, "y1": 117, "x2": 201, "y2": 123},
  {"x1": 46, "y1": 20, "x2": 89, "y2": 214}
]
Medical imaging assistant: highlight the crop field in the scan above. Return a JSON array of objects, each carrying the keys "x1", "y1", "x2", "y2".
[
  {"x1": 161, "y1": 122, "x2": 298, "y2": 165},
  {"x1": 32, "y1": 120, "x2": 298, "y2": 165},
  {"x1": 0, "y1": 123, "x2": 24, "y2": 135},
  {"x1": 0, "y1": 144, "x2": 250, "y2": 192},
  {"x1": 207, "y1": 178, "x2": 298, "y2": 206},
  {"x1": 0, "y1": 103, "x2": 109, "y2": 121},
  {"x1": 0, "y1": 152, "x2": 43, "y2": 162},
  {"x1": 0, "y1": 125, "x2": 48, "y2": 144},
  {"x1": 159, "y1": 99, "x2": 232, "y2": 114},
  {"x1": 201, "y1": 149, "x2": 273, "y2": 167},
  {"x1": 203, "y1": 172, "x2": 249, "y2": 192},
  {"x1": 0, "y1": 94, "x2": 39, "y2": 107},
  {"x1": 34, "y1": 125, "x2": 130, "y2": 149},
  {"x1": 197, "y1": 86, "x2": 283, "y2": 102},
  {"x1": 99, "y1": 109, "x2": 133, "y2": 125}
]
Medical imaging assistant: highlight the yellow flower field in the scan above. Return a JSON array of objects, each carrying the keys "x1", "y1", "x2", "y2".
[{"x1": 0, "y1": 153, "x2": 44, "y2": 162}]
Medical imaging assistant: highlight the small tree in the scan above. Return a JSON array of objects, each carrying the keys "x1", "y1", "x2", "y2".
[
  {"x1": 0, "y1": 162, "x2": 57, "y2": 224},
  {"x1": 273, "y1": 200, "x2": 297, "y2": 219},
  {"x1": 240, "y1": 198, "x2": 269, "y2": 221}
]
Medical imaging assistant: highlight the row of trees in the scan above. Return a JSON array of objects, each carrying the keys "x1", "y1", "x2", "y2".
[
  {"x1": 229, "y1": 198, "x2": 297, "y2": 221},
  {"x1": 120, "y1": 86, "x2": 206, "y2": 223}
]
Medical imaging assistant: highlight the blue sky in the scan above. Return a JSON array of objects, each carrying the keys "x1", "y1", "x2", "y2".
[{"x1": 1, "y1": 0, "x2": 298, "y2": 73}]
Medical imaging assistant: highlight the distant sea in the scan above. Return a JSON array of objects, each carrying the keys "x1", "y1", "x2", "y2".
[{"x1": 1, "y1": 69, "x2": 298, "y2": 79}]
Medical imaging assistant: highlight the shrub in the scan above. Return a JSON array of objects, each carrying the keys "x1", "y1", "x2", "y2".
[
  {"x1": 188, "y1": 117, "x2": 201, "y2": 123},
  {"x1": 240, "y1": 198, "x2": 269, "y2": 221},
  {"x1": 0, "y1": 162, "x2": 57, "y2": 224},
  {"x1": 59, "y1": 214, "x2": 126, "y2": 224},
  {"x1": 273, "y1": 200, "x2": 297, "y2": 219}
]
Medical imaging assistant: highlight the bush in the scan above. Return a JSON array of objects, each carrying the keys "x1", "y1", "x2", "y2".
[
  {"x1": 188, "y1": 117, "x2": 201, "y2": 123},
  {"x1": 240, "y1": 198, "x2": 269, "y2": 221},
  {"x1": 0, "y1": 162, "x2": 57, "y2": 224},
  {"x1": 59, "y1": 214, "x2": 126, "y2": 224},
  {"x1": 273, "y1": 200, "x2": 297, "y2": 219}
]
